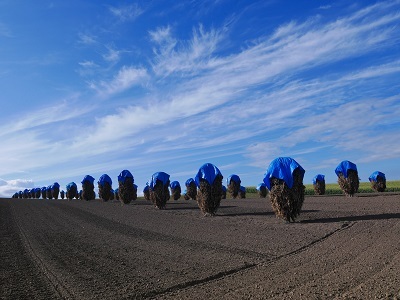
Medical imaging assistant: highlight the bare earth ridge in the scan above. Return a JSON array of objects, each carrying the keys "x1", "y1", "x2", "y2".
[{"x1": 1, "y1": 194, "x2": 399, "y2": 299}]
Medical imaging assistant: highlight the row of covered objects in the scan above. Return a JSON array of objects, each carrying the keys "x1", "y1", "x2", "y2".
[{"x1": 12, "y1": 182, "x2": 63, "y2": 199}]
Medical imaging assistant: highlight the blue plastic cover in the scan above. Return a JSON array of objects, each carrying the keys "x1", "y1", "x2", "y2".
[
  {"x1": 368, "y1": 171, "x2": 386, "y2": 182},
  {"x1": 66, "y1": 182, "x2": 77, "y2": 191},
  {"x1": 35, "y1": 187, "x2": 41, "y2": 193},
  {"x1": 227, "y1": 174, "x2": 241, "y2": 185},
  {"x1": 81, "y1": 175, "x2": 95, "y2": 184},
  {"x1": 240, "y1": 186, "x2": 246, "y2": 192},
  {"x1": 263, "y1": 157, "x2": 305, "y2": 190},
  {"x1": 52, "y1": 182, "x2": 60, "y2": 189},
  {"x1": 143, "y1": 185, "x2": 149, "y2": 192},
  {"x1": 194, "y1": 163, "x2": 223, "y2": 187},
  {"x1": 335, "y1": 160, "x2": 357, "y2": 178},
  {"x1": 133, "y1": 184, "x2": 138, "y2": 190},
  {"x1": 41, "y1": 187, "x2": 46, "y2": 192},
  {"x1": 98, "y1": 174, "x2": 112, "y2": 187},
  {"x1": 256, "y1": 183, "x2": 266, "y2": 190},
  {"x1": 118, "y1": 170, "x2": 133, "y2": 183},
  {"x1": 24, "y1": 189, "x2": 29, "y2": 194},
  {"x1": 312, "y1": 174, "x2": 325, "y2": 184},
  {"x1": 222, "y1": 185, "x2": 226, "y2": 192},
  {"x1": 170, "y1": 181, "x2": 180, "y2": 189},
  {"x1": 47, "y1": 185, "x2": 52, "y2": 190},
  {"x1": 149, "y1": 172, "x2": 170, "y2": 189},
  {"x1": 185, "y1": 178, "x2": 195, "y2": 186}
]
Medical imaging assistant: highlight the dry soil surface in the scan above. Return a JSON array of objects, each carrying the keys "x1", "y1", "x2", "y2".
[{"x1": 1, "y1": 194, "x2": 400, "y2": 299}]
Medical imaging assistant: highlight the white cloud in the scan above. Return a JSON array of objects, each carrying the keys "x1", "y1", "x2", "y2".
[
  {"x1": 109, "y1": 3, "x2": 144, "y2": 22},
  {"x1": 78, "y1": 33, "x2": 97, "y2": 45}
]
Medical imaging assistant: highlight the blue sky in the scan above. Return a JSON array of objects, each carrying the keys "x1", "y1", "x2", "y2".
[{"x1": 1, "y1": 0, "x2": 400, "y2": 197}]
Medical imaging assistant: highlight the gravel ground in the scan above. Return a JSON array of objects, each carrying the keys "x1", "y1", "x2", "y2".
[{"x1": 1, "y1": 194, "x2": 399, "y2": 299}]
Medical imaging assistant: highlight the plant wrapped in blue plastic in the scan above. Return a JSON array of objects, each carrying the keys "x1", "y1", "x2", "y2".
[
  {"x1": 118, "y1": 170, "x2": 135, "y2": 204},
  {"x1": 66, "y1": 182, "x2": 77, "y2": 200},
  {"x1": 335, "y1": 160, "x2": 359, "y2": 197},
  {"x1": 41, "y1": 187, "x2": 46, "y2": 199},
  {"x1": 81, "y1": 175, "x2": 95, "y2": 201},
  {"x1": 51, "y1": 182, "x2": 60, "y2": 199},
  {"x1": 23, "y1": 189, "x2": 29, "y2": 199},
  {"x1": 143, "y1": 183, "x2": 150, "y2": 201},
  {"x1": 369, "y1": 171, "x2": 386, "y2": 192},
  {"x1": 34, "y1": 187, "x2": 41, "y2": 198},
  {"x1": 227, "y1": 174, "x2": 241, "y2": 199},
  {"x1": 60, "y1": 190, "x2": 65, "y2": 199},
  {"x1": 221, "y1": 185, "x2": 227, "y2": 199},
  {"x1": 263, "y1": 157, "x2": 305, "y2": 222},
  {"x1": 257, "y1": 183, "x2": 267, "y2": 198},
  {"x1": 185, "y1": 178, "x2": 197, "y2": 200},
  {"x1": 149, "y1": 172, "x2": 170, "y2": 209},
  {"x1": 46, "y1": 185, "x2": 52, "y2": 199},
  {"x1": 238, "y1": 186, "x2": 246, "y2": 199},
  {"x1": 98, "y1": 174, "x2": 113, "y2": 201},
  {"x1": 312, "y1": 174, "x2": 325, "y2": 195},
  {"x1": 170, "y1": 181, "x2": 181, "y2": 200},
  {"x1": 195, "y1": 163, "x2": 223, "y2": 216}
]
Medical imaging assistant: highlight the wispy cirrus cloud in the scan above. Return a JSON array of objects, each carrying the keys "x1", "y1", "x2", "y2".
[{"x1": 109, "y1": 3, "x2": 144, "y2": 22}]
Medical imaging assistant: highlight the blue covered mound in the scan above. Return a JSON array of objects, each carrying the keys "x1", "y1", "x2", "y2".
[
  {"x1": 66, "y1": 182, "x2": 77, "y2": 191},
  {"x1": 263, "y1": 157, "x2": 305, "y2": 190},
  {"x1": 185, "y1": 178, "x2": 195, "y2": 186},
  {"x1": 41, "y1": 187, "x2": 46, "y2": 192},
  {"x1": 81, "y1": 175, "x2": 95, "y2": 184},
  {"x1": 149, "y1": 172, "x2": 170, "y2": 189},
  {"x1": 195, "y1": 163, "x2": 223, "y2": 187},
  {"x1": 52, "y1": 182, "x2": 60, "y2": 189},
  {"x1": 170, "y1": 181, "x2": 180, "y2": 189},
  {"x1": 369, "y1": 171, "x2": 386, "y2": 182},
  {"x1": 256, "y1": 183, "x2": 266, "y2": 190},
  {"x1": 335, "y1": 160, "x2": 357, "y2": 178},
  {"x1": 227, "y1": 174, "x2": 241, "y2": 185},
  {"x1": 98, "y1": 174, "x2": 112, "y2": 187},
  {"x1": 240, "y1": 186, "x2": 246, "y2": 192},
  {"x1": 118, "y1": 170, "x2": 133, "y2": 183},
  {"x1": 143, "y1": 185, "x2": 149, "y2": 193},
  {"x1": 312, "y1": 174, "x2": 325, "y2": 184}
]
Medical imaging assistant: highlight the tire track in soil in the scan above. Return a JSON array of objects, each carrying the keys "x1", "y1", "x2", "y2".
[{"x1": 0, "y1": 201, "x2": 61, "y2": 300}]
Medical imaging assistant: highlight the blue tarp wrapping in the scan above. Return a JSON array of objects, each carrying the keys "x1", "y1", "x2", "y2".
[
  {"x1": 335, "y1": 160, "x2": 357, "y2": 178},
  {"x1": 369, "y1": 171, "x2": 386, "y2": 182},
  {"x1": 52, "y1": 182, "x2": 60, "y2": 189},
  {"x1": 194, "y1": 163, "x2": 223, "y2": 187},
  {"x1": 98, "y1": 174, "x2": 112, "y2": 187},
  {"x1": 66, "y1": 182, "x2": 77, "y2": 191},
  {"x1": 41, "y1": 187, "x2": 46, "y2": 192},
  {"x1": 227, "y1": 174, "x2": 241, "y2": 185},
  {"x1": 240, "y1": 186, "x2": 246, "y2": 192},
  {"x1": 256, "y1": 183, "x2": 266, "y2": 190},
  {"x1": 118, "y1": 170, "x2": 133, "y2": 183},
  {"x1": 222, "y1": 185, "x2": 226, "y2": 192},
  {"x1": 23, "y1": 189, "x2": 29, "y2": 194},
  {"x1": 263, "y1": 157, "x2": 305, "y2": 190},
  {"x1": 143, "y1": 185, "x2": 149, "y2": 193},
  {"x1": 149, "y1": 172, "x2": 170, "y2": 189},
  {"x1": 312, "y1": 174, "x2": 325, "y2": 184},
  {"x1": 81, "y1": 175, "x2": 95, "y2": 184},
  {"x1": 170, "y1": 181, "x2": 180, "y2": 189},
  {"x1": 35, "y1": 187, "x2": 41, "y2": 193},
  {"x1": 185, "y1": 178, "x2": 195, "y2": 186},
  {"x1": 47, "y1": 185, "x2": 52, "y2": 190}
]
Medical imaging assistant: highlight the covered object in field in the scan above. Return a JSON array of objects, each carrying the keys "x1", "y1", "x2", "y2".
[
  {"x1": 60, "y1": 190, "x2": 65, "y2": 199},
  {"x1": 41, "y1": 187, "x2": 46, "y2": 199},
  {"x1": 51, "y1": 182, "x2": 60, "y2": 199},
  {"x1": 227, "y1": 174, "x2": 241, "y2": 199},
  {"x1": 312, "y1": 174, "x2": 326, "y2": 195},
  {"x1": 143, "y1": 183, "x2": 150, "y2": 201},
  {"x1": 149, "y1": 172, "x2": 170, "y2": 209},
  {"x1": 257, "y1": 183, "x2": 267, "y2": 198},
  {"x1": 195, "y1": 163, "x2": 223, "y2": 216},
  {"x1": 34, "y1": 188, "x2": 41, "y2": 198},
  {"x1": 263, "y1": 157, "x2": 305, "y2": 222},
  {"x1": 170, "y1": 181, "x2": 181, "y2": 200},
  {"x1": 118, "y1": 170, "x2": 135, "y2": 204},
  {"x1": 81, "y1": 175, "x2": 95, "y2": 201},
  {"x1": 221, "y1": 185, "x2": 227, "y2": 199},
  {"x1": 185, "y1": 178, "x2": 197, "y2": 200},
  {"x1": 369, "y1": 171, "x2": 386, "y2": 192},
  {"x1": 335, "y1": 160, "x2": 359, "y2": 197},
  {"x1": 239, "y1": 186, "x2": 246, "y2": 199},
  {"x1": 46, "y1": 185, "x2": 52, "y2": 199},
  {"x1": 98, "y1": 174, "x2": 113, "y2": 201},
  {"x1": 66, "y1": 182, "x2": 78, "y2": 200}
]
